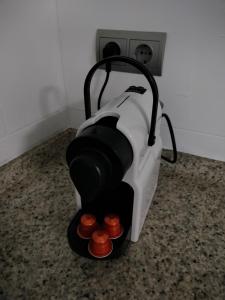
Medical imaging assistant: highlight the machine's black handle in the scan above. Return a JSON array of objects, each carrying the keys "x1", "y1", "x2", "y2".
[{"x1": 83, "y1": 56, "x2": 159, "y2": 146}]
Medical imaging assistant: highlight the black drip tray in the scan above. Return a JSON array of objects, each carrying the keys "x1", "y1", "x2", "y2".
[{"x1": 67, "y1": 209, "x2": 131, "y2": 260}]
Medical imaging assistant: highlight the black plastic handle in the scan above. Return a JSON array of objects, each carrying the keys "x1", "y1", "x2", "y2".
[
  {"x1": 161, "y1": 113, "x2": 177, "y2": 163},
  {"x1": 83, "y1": 56, "x2": 159, "y2": 146}
]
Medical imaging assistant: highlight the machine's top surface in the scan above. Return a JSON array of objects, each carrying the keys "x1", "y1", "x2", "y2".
[{"x1": 78, "y1": 88, "x2": 162, "y2": 167}]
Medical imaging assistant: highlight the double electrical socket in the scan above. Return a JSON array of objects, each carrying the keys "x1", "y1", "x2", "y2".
[{"x1": 96, "y1": 29, "x2": 166, "y2": 76}]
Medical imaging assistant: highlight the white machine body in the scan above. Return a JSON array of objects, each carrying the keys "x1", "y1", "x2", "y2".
[{"x1": 75, "y1": 89, "x2": 162, "y2": 242}]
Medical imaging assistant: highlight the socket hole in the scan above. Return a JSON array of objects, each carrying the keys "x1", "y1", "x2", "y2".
[
  {"x1": 135, "y1": 44, "x2": 153, "y2": 64},
  {"x1": 103, "y1": 42, "x2": 121, "y2": 58}
]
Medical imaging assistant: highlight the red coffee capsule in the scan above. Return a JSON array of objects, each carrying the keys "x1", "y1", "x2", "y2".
[
  {"x1": 88, "y1": 229, "x2": 113, "y2": 258},
  {"x1": 104, "y1": 214, "x2": 123, "y2": 239},
  {"x1": 77, "y1": 214, "x2": 98, "y2": 239}
]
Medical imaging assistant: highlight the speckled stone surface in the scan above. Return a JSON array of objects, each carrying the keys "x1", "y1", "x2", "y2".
[
  {"x1": 1, "y1": 130, "x2": 225, "y2": 300},
  {"x1": 0, "y1": 129, "x2": 76, "y2": 195}
]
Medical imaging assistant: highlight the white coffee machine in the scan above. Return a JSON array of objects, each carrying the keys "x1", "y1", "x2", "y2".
[{"x1": 66, "y1": 56, "x2": 176, "y2": 259}]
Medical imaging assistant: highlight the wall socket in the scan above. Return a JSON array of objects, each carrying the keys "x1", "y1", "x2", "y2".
[{"x1": 96, "y1": 29, "x2": 166, "y2": 76}]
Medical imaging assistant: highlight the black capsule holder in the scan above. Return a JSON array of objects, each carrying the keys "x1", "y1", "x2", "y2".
[{"x1": 67, "y1": 182, "x2": 134, "y2": 260}]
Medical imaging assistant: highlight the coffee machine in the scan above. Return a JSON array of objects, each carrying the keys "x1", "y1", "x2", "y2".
[{"x1": 66, "y1": 56, "x2": 176, "y2": 259}]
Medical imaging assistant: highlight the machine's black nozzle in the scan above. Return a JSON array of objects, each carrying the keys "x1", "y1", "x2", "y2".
[
  {"x1": 69, "y1": 149, "x2": 112, "y2": 203},
  {"x1": 66, "y1": 123, "x2": 133, "y2": 206}
]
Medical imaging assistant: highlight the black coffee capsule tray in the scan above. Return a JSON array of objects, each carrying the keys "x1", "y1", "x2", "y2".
[{"x1": 67, "y1": 209, "x2": 130, "y2": 260}]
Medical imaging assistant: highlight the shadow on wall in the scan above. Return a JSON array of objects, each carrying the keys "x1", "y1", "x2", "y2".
[
  {"x1": 39, "y1": 86, "x2": 63, "y2": 115},
  {"x1": 22, "y1": 85, "x2": 68, "y2": 169}
]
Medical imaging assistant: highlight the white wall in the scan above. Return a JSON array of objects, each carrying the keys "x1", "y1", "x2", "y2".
[
  {"x1": 1, "y1": 0, "x2": 225, "y2": 166},
  {"x1": 0, "y1": 0, "x2": 68, "y2": 166},
  {"x1": 57, "y1": 0, "x2": 225, "y2": 161}
]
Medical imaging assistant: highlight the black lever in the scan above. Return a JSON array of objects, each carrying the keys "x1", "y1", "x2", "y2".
[
  {"x1": 161, "y1": 113, "x2": 177, "y2": 163},
  {"x1": 83, "y1": 56, "x2": 159, "y2": 147}
]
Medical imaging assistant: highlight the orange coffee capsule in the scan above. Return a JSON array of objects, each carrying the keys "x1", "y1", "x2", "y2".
[
  {"x1": 77, "y1": 214, "x2": 98, "y2": 239},
  {"x1": 88, "y1": 229, "x2": 113, "y2": 258},
  {"x1": 104, "y1": 214, "x2": 123, "y2": 239}
]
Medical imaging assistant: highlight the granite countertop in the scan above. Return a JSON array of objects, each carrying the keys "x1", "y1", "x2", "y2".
[{"x1": 1, "y1": 129, "x2": 225, "y2": 300}]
